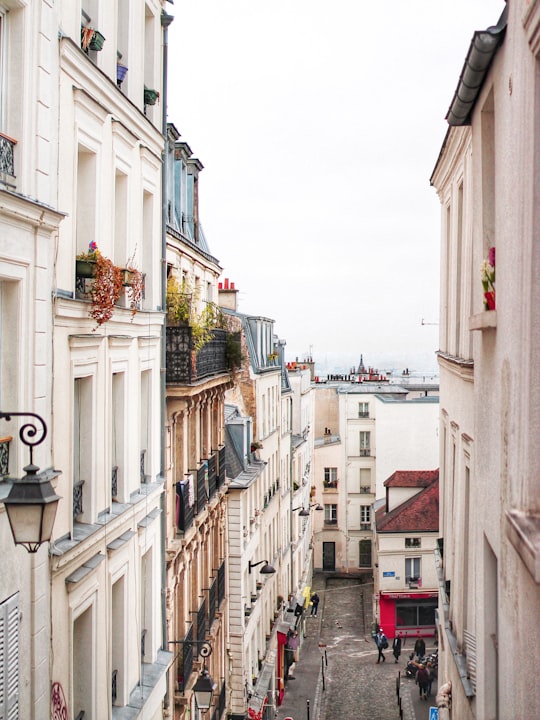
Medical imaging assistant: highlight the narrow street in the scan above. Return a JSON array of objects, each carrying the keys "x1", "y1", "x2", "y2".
[{"x1": 278, "y1": 573, "x2": 438, "y2": 720}]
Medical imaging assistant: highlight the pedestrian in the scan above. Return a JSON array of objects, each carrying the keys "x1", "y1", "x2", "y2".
[
  {"x1": 392, "y1": 632, "x2": 402, "y2": 663},
  {"x1": 285, "y1": 629, "x2": 299, "y2": 680},
  {"x1": 416, "y1": 663, "x2": 429, "y2": 700},
  {"x1": 310, "y1": 592, "x2": 320, "y2": 617},
  {"x1": 375, "y1": 628, "x2": 388, "y2": 663},
  {"x1": 426, "y1": 661, "x2": 434, "y2": 696},
  {"x1": 414, "y1": 636, "x2": 426, "y2": 661}
]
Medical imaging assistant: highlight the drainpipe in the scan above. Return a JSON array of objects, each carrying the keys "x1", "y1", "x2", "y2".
[{"x1": 160, "y1": 7, "x2": 174, "y2": 711}]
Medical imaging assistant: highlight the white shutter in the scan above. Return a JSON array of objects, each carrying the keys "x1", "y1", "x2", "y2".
[{"x1": 0, "y1": 592, "x2": 19, "y2": 720}]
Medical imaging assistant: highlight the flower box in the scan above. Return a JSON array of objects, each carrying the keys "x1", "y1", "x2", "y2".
[
  {"x1": 76, "y1": 259, "x2": 97, "y2": 278},
  {"x1": 144, "y1": 87, "x2": 159, "y2": 106},
  {"x1": 89, "y1": 30, "x2": 106, "y2": 51},
  {"x1": 117, "y1": 63, "x2": 128, "y2": 86}
]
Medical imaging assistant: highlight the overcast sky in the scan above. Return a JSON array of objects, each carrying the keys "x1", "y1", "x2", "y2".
[{"x1": 167, "y1": 1, "x2": 504, "y2": 371}]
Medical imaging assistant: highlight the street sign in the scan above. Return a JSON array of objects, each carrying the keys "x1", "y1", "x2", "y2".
[{"x1": 429, "y1": 707, "x2": 439, "y2": 720}]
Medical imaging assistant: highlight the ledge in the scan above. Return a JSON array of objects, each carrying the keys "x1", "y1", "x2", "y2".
[
  {"x1": 469, "y1": 310, "x2": 497, "y2": 331},
  {"x1": 505, "y1": 509, "x2": 540, "y2": 583}
]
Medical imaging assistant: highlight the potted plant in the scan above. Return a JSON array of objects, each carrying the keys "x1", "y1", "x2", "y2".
[
  {"x1": 76, "y1": 241, "x2": 99, "y2": 278},
  {"x1": 123, "y1": 266, "x2": 143, "y2": 316},
  {"x1": 117, "y1": 63, "x2": 128, "y2": 86},
  {"x1": 144, "y1": 87, "x2": 159, "y2": 106},
  {"x1": 76, "y1": 243, "x2": 123, "y2": 326},
  {"x1": 481, "y1": 246, "x2": 496, "y2": 310},
  {"x1": 81, "y1": 27, "x2": 105, "y2": 52}
]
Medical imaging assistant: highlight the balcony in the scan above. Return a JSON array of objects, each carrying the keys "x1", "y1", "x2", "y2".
[
  {"x1": 166, "y1": 326, "x2": 228, "y2": 384},
  {"x1": 323, "y1": 479, "x2": 338, "y2": 490},
  {"x1": 359, "y1": 449, "x2": 371, "y2": 457},
  {"x1": 0, "y1": 132, "x2": 17, "y2": 189},
  {"x1": 0, "y1": 435, "x2": 11, "y2": 476}
]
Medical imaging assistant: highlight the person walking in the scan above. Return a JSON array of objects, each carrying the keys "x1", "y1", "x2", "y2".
[
  {"x1": 310, "y1": 592, "x2": 320, "y2": 617},
  {"x1": 375, "y1": 628, "x2": 388, "y2": 663},
  {"x1": 392, "y1": 632, "x2": 402, "y2": 663},
  {"x1": 414, "y1": 637, "x2": 426, "y2": 661},
  {"x1": 416, "y1": 663, "x2": 430, "y2": 700},
  {"x1": 426, "y1": 661, "x2": 435, "y2": 696}
]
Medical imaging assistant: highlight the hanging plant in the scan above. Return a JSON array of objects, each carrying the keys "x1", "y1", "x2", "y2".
[
  {"x1": 124, "y1": 266, "x2": 144, "y2": 316},
  {"x1": 89, "y1": 251, "x2": 123, "y2": 326}
]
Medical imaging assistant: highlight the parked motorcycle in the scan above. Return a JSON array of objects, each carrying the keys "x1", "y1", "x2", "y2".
[{"x1": 405, "y1": 650, "x2": 438, "y2": 679}]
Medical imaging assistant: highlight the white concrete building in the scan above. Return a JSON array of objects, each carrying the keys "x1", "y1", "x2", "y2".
[
  {"x1": 0, "y1": 2, "x2": 65, "y2": 719},
  {"x1": 431, "y1": 3, "x2": 540, "y2": 718},
  {"x1": 223, "y1": 313, "x2": 315, "y2": 719},
  {"x1": 312, "y1": 378, "x2": 439, "y2": 574},
  {"x1": 49, "y1": 2, "x2": 172, "y2": 719},
  {"x1": 375, "y1": 470, "x2": 439, "y2": 641}
]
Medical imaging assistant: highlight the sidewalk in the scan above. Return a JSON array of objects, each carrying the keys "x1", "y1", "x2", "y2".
[{"x1": 276, "y1": 573, "x2": 417, "y2": 720}]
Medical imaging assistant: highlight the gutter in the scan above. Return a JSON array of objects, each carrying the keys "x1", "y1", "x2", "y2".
[
  {"x1": 445, "y1": 6, "x2": 508, "y2": 126},
  {"x1": 160, "y1": 7, "x2": 174, "y2": 710}
]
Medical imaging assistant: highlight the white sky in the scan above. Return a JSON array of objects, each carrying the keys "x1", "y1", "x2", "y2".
[{"x1": 167, "y1": 1, "x2": 504, "y2": 369}]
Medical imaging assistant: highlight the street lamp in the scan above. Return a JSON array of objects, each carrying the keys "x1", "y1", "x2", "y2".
[
  {"x1": 192, "y1": 668, "x2": 216, "y2": 711},
  {"x1": 1, "y1": 412, "x2": 61, "y2": 553},
  {"x1": 293, "y1": 503, "x2": 323, "y2": 517},
  {"x1": 248, "y1": 559, "x2": 276, "y2": 574},
  {"x1": 168, "y1": 639, "x2": 216, "y2": 712}
]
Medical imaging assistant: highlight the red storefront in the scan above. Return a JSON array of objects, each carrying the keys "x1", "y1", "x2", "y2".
[{"x1": 379, "y1": 590, "x2": 437, "y2": 639}]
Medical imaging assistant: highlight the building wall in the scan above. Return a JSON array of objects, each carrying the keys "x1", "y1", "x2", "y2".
[{"x1": 432, "y1": 4, "x2": 540, "y2": 718}]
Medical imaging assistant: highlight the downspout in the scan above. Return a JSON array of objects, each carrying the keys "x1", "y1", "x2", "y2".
[{"x1": 160, "y1": 7, "x2": 174, "y2": 712}]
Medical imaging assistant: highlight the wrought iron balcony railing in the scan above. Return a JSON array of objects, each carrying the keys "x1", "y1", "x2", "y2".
[
  {"x1": 166, "y1": 327, "x2": 228, "y2": 384},
  {"x1": 0, "y1": 132, "x2": 16, "y2": 188}
]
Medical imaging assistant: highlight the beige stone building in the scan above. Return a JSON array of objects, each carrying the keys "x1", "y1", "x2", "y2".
[{"x1": 431, "y1": 2, "x2": 540, "y2": 717}]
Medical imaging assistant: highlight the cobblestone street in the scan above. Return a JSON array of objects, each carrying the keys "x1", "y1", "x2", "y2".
[
  {"x1": 277, "y1": 573, "x2": 430, "y2": 720},
  {"x1": 317, "y1": 576, "x2": 416, "y2": 720}
]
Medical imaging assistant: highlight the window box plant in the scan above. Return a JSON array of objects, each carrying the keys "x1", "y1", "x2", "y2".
[
  {"x1": 481, "y1": 246, "x2": 496, "y2": 310},
  {"x1": 76, "y1": 242, "x2": 123, "y2": 325},
  {"x1": 117, "y1": 63, "x2": 128, "y2": 86},
  {"x1": 144, "y1": 87, "x2": 159, "y2": 106},
  {"x1": 122, "y1": 265, "x2": 144, "y2": 316},
  {"x1": 81, "y1": 27, "x2": 105, "y2": 52}
]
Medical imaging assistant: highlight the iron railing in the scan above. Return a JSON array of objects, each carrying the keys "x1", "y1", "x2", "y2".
[
  {"x1": 217, "y1": 560, "x2": 226, "y2": 605},
  {"x1": 197, "y1": 463, "x2": 207, "y2": 513},
  {"x1": 208, "y1": 576, "x2": 217, "y2": 628},
  {"x1": 175, "y1": 479, "x2": 195, "y2": 533},
  {"x1": 208, "y1": 452, "x2": 217, "y2": 499},
  {"x1": 166, "y1": 327, "x2": 228, "y2": 384},
  {"x1": 0, "y1": 435, "x2": 11, "y2": 475},
  {"x1": 196, "y1": 598, "x2": 207, "y2": 644},
  {"x1": 0, "y1": 132, "x2": 16, "y2": 185},
  {"x1": 111, "y1": 466, "x2": 118, "y2": 499},
  {"x1": 218, "y1": 445, "x2": 226, "y2": 488},
  {"x1": 177, "y1": 624, "x2": 194, "y2": 692},
  {"x1": 73, "y1": 479, "x2": 84, "y2": 518}
]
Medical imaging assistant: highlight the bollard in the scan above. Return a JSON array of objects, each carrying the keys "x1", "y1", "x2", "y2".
[{"x1": 306, "y1": 699, "x2": 310, "y2": 720}]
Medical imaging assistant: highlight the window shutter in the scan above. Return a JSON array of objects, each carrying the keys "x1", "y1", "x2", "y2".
[{"x1": 0, "y1": 592, "x2": 19, "y2": 720}]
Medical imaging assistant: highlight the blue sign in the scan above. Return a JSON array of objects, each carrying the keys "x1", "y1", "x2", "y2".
[
  {"x1": 383, "y1": 571, "x2": 395, "y2": 577},
  {"x1": 429, "y1": 708, "x2": 439, "y2": 720}
]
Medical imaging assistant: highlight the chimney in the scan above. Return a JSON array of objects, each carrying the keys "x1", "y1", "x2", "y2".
[{"x1": 218, "y1": 277, "x2": 239, "y2": 311}]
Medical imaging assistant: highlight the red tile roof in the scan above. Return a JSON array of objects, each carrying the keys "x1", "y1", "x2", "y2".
[
  {"x1": 384, "y1": 469, "x2": 439, "y2": 488},
  {"x1": 376, "y1": 474, "x2": 439, "y2": 533}
]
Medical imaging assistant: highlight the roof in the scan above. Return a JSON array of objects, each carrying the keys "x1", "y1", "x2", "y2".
[
  {"x1": 446, "y1": 7, "x2": 507, "y2": 127},
  {"x1": 376, "y1": 475, "x2": 439, "y2": 533},
  {"x1": 384, "y1": 469, "x2": 439, "y2": 488}
]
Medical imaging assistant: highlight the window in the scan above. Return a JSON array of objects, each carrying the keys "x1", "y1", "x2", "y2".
[
  {"x1": 359, "y1": 431, "x2": 371, "y2": 456},
  {"x1": 360, "y1": 506, "x2": 371, "y2": 527},
  {"x1": 324, "y1": 504, "x2": 337, "y2": 525},
  {"x1": 74, "y1": 376, "x2": 93, "y2": 521},
  {"x1": 359, "y1": 540, "x2": 372, "y2": 568},
  {"x1": 111, "y1": 372, "x2": 125, "y2": 502},
  {"x1": 76, "y1": 145, "x2": 97, "y2": 256},
  {"x1": 359, "y1": 468, "x2": 371, "y2": 493},
  {"x1": 395, "y1": 599, "x2": 436, "y2": 629},
  {"x1": 111, "y1": 576, "x2": 126, "y2": 705},
  {"x1": 0, "y1": 592, "x2": 19, "y2": 720},
  {"x1": 405, "y1": 538, "x2": 421, "y2": 548},
  {"x1": 73, "y1": 603, "x2": 95, "y2": 719},
  {"x1": 405, "y1": 557, "x2": 421, "y2": 583},
  {"x1": 358, "y1": 402, "x2": 369, "y2": 418},
  {"x1": 324, "y1": 467, "x2": 337, "y2": 488}
]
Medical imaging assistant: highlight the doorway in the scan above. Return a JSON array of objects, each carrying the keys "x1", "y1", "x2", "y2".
[{"x1": 322, "y1": 542, "x2": 335, "y2": 571}]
